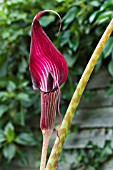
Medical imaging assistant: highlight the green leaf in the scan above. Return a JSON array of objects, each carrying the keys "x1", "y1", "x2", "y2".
[
  {"x1": 39, "y1": 15, "x2": 55, "y2": 27},
  {"x1": 7, "y1": 81, "x2": 16, "y2": 91},
  {"x1": 0, "y1": 91, "x2": 15, "y2": 101},
  {"x1": 98, "y1": 11, "x2": 113, "y2": 19},
  {"x1": 89, "y1": 1, "x2": 100, "y2": 7},
  {"x1": 0, "y1": 78, "x2": 8, "y2": 88},
  {"x1": 18, "y1": 80, "x2": 29, "y2": 88},
  {"x1": 2, "y1": 31, "x2": 10, "y2": 39},
  {"x1": 17, "y1": 93, "x2": 30, "y2": 101},
  {"x1": 96, "y1": 11, "x2": 113, "y2": 24},
  {"x1": 63, "y1": 7, "x2": 78, "y2": 30},
  {"x1": 96, "y1": 17, "x2": 110, "y2": 24},
  {"x1": 89, "y1": 11, "x2": 101, "y2": 23},
  {"x1": 63, "y1": 7, "x2": 77, "y2": 24},
  {"x1": 15, "y1": 133, "x2": 37, "y2": 146},
  {"x1": 3, "y1": 144, "x2": 16, "y2": 161},
  {"x1": 4, "y1": 122, "x2": 15, "y2": 143},
  {"x1": 106, "y1": 84, "x2": 113, "y2": 96},
  {"x1": 0, "y1": 61, "x2": 7, "y2": 78},
  {"x1": 68, "y1": 31, "x2": 79, "y2": 51},
  {"x1": 0, "y1": 130, "x2": 5, "y2": 143},
  {"x1": 18, "y1": 59, "x2": 27, "y2": 73},
  {"x1": 64, "y1": 51, "x2": 77, "y2": 68},
  {"x1": 108, "y1": 60, "x2": 113, "y2": 76},
  {"x1": 100, "y1": 2, "x2": 113, "y2": 11},
  {"x1": 103, "y1": 37, "x2": 113, "y2": 58},
  {"x1": 0, "y1": 92, "x2": 9, "y2": 101},
  {"x1": 61, "y1": 30, "x2": 71, "y2": 46},
  {"x1": 0, "y1": 105, "x2": 8, "y2": 117},
  {"x1": 56, "y1": 0, "x2": 64, "y2": 2}
]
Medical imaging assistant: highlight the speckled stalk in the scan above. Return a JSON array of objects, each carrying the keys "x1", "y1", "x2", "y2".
[{"x1": 45, "y1": 19, "x2": 113, "y2": 170}]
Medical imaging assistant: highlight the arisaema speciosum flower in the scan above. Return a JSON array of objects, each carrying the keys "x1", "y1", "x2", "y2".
[{"x1": 29, "y1": 10, "x2": 68, "y2": 170}]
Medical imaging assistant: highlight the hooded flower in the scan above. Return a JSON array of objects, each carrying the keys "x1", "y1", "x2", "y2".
[{"x1": 29, "y1": 10, "x2": 68, "y2": 130}]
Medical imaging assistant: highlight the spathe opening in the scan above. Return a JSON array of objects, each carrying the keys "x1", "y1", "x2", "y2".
[{"x1": 47, "y1": 72, "x2": 54, "y2": 91}]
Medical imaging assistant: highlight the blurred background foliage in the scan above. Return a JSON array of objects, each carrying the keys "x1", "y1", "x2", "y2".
[{"x1": 0, "y1": 0, "x2": 113, "y2": 169}]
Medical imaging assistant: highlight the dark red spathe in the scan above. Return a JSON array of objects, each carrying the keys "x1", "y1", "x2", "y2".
[{"x1": 29, "y1": 10, "x2": 68, "y2": 130}]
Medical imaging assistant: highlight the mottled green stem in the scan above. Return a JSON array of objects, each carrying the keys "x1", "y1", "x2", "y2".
[{"x1": 46, "y1": 19, "x2": 113, "y2": 170}]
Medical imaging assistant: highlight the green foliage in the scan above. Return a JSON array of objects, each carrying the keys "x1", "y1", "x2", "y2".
[
  {"x1": 0, "y1": 0, "x2": 113, "y2": 168},
  {"x1": 103, "y1": 37, "x2": 113, "y2": 58},
  {"x1": 106, "y1": 84, "x2": 113, "y2": 96},
  {"x1": 59, "y1": 141, "x2": 113, "y2": 170},
  {"x1": 3, "y1": 143, "x2": 16, "y2": 162},
  {"x1": 108, "y1": 60, "x2": 113, "y2": 76}
]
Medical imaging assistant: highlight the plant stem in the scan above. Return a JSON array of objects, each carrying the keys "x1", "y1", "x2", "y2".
[
  {"x1": 40, "y1": 129, "x2": 53, "y2": 170},
  {"x1": 45, "y1": 19, "x2": 113, "y2": 170}
]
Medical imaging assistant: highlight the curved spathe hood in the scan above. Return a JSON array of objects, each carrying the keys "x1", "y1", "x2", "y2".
[{"x1": 29, "y1": 10, "x2": 68, "y2": 93}]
